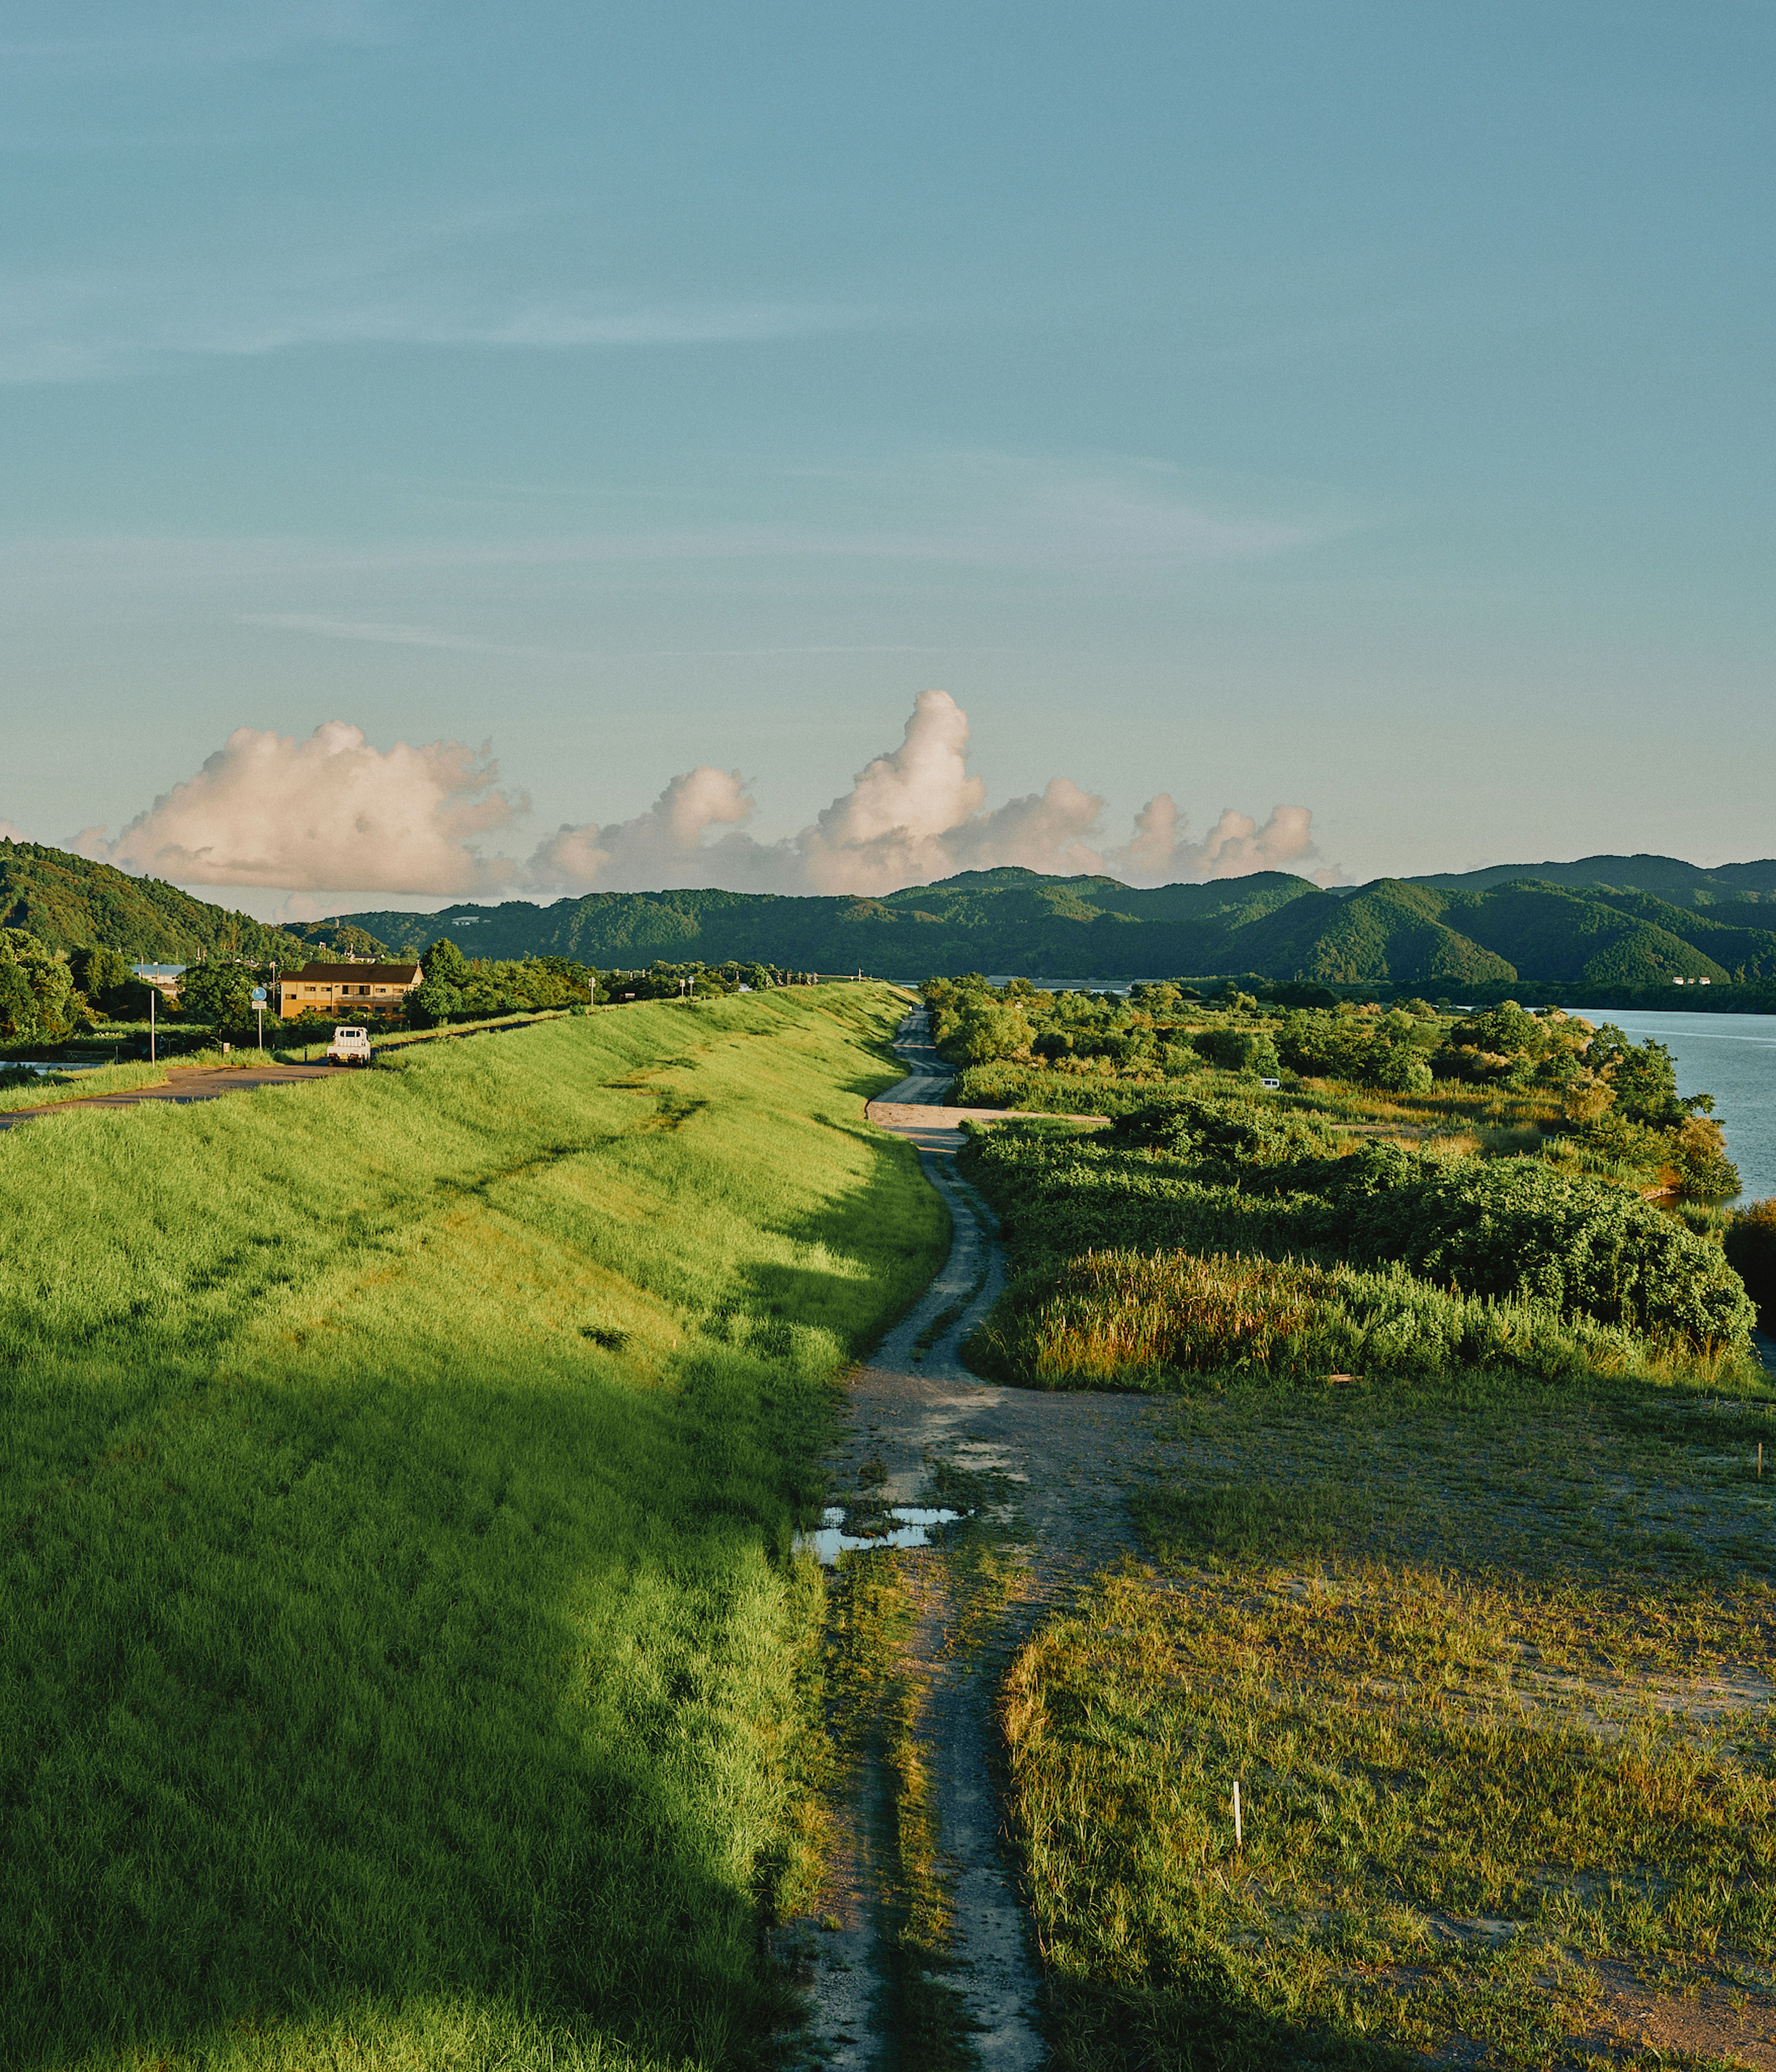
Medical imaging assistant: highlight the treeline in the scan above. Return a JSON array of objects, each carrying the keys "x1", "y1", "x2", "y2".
[
  {"x1": 0, "y1": 840, "x2": 310, "y2": 964},
  {"x1": 12, "y1": 834, "x2": 1776, "y2": 995},
  {"x1": 396, "y1": 942, "x2": 817, "y2": 1026}
]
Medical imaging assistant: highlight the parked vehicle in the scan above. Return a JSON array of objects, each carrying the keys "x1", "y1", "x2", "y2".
[{"x1": 326, "y1": 1026, "x2": 374, "y2": 1067}]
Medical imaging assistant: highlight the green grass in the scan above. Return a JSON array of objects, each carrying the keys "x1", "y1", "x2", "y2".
[
  {"x1": 0, "y1": 1047, "x2": 302, "y2": 1114},
  {"x1": 0, "y1": 986, "x2": 946, "y2": 2071},
  {"x1": 1005, "y1": 1381, "x2": 1776, "y2": 2070}
]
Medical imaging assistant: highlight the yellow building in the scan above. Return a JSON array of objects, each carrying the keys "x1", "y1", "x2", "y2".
[{"x1": 277, "y1": 961, "x2": 423, "y2": 1020}]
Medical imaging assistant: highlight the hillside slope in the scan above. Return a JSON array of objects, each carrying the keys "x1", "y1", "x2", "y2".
[
  {"x1": 0, "y1": 986, "x2": 941, "y2": 2069},
  {"x1": 0, "y1": 841, "x2": 310, "y2": 962}
]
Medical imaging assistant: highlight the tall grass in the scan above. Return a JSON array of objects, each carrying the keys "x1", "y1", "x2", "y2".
[
  {"x1": 0, "y1": 988, "x2": 944, "y2": 2071},
  {"x1": 967, "y1": 1247, "x2": 1752, "y2": 1393}
]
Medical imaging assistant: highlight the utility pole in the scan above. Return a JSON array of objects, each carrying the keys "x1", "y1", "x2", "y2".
[{"x1": 149, "y1": 981, "x2": 156, "y2": 1064}]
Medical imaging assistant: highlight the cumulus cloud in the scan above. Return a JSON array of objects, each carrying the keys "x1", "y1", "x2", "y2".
[
  {"x1": 87, "y1": 693, "x2": 1317, "y2": 903},
  {"x1": 78, "y1": 721, "x2": 523, "y2": 893},
  {"x1": 529, "y1": 766, "x2": 760, "y2": 893},
  {"x1": 1107, "y1": 793, "x2": 1316, "y2": 882}
]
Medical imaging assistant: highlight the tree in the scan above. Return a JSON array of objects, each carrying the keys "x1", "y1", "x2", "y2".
[
  {"x1": 1668, "y1": 1116, "x2": 1741, "y2": 1201},
  {"x1": 1193, "y1": 1027, "x2": 1280, "y2": 1076},
  {"x1": 1372, "y1": 1045, "x2": 1433, "y2": 1095},
  {"x1": 422, "y1": 937, "x2": 472, "y2": 984},
  {"x1": 410, "y1": 972, "x2": 465, "y2": 1027},
  {"x1": 1583, "y1": 1024, "x2": 1688, "y2": 1128},
  {"x1": 945, "y1": 1001, "x2": 1033, "y2": 1066},
  {"x1": 68, "y1": 943, "x2": 133, "y2": 1013},
  {"x1": 176, "y1": 959, "x2": 256, "y2": 1027},
  {"x1": 0, "y1": 927, "x2": 81, "y2": 1043}
]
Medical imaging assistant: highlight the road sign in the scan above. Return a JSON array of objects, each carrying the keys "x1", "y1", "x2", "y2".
[{"x1": 251, "y1": 988, "x2": 266, "y2": 1003}]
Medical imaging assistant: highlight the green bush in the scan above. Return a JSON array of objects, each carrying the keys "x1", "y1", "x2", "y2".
[
  {"x1": 1338, "y1": 1156, "x2": 1754, "y2": 1349},
  {"x1": 1192, "y1": 1026, "x2": 1279, "y2": 1075},
  {"x1": 1109, "y1": 1093, "x2": 1336, "y2": 1168}
]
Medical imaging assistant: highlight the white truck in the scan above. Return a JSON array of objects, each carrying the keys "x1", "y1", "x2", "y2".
[{"x1": 325, "y1": 1025, "x2": 374, "y2": 1067}]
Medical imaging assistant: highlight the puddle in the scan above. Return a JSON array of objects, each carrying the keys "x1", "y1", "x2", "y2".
[
  {"x1": 3, "y1": 1060, "x2": 111, "y2": 1076},
  {"x1": 797, "y1": 1505, "x2": 962, "y2": 1564}
]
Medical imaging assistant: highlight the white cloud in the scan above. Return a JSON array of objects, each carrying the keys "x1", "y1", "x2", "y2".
[
  {"x1": 78, "y1": 721, "x2": 524, "y2": 893},
  {"x1": 0, "y1": 817, "x2": 29, "y2": 842},
  {"x1": 1107, "y1": 794, "x2": 1317, "y2": 882},
  {"x1": 529, "y1": 767, "x2": 761, "y2": 894},
  {"x1": 90, "y1": 694, "x2": 1318, "y2": 903}
]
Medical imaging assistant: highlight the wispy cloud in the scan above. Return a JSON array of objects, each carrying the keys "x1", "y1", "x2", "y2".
[
  {"x1": 0, "y1": 256, "x2": 867, "y2": 385},
  {"x1": 239, "y1": 614, "x2": 567, "y2": 659},
  {"x1": 0, "y1": 3, "x2": 398, "y2": 73},
  {"x1": 3, "y1": 451, "x2": 1330, "y2": 596},
  {"x1": 240, "y1": 614, "x2": 993, "y2": 660}
]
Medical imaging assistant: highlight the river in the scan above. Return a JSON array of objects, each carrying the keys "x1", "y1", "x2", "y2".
[{"x1": 1566, "y1": 1010, "x2": 1776, "y2": 1206}]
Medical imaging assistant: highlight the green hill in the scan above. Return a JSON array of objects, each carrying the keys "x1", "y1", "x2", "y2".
[
  {"x1": 0, "y1": 841, "x2": 314, "y2": 964},
  {"x1": 333, "y1": 862, "x2": 1776, "y2": 988},
  {"x1": 16, "y1": 834, "x2": 1776, "y2": 990},
  {"x1": 1406, "y1": 852, "x2": 1776, "y2": 904}
]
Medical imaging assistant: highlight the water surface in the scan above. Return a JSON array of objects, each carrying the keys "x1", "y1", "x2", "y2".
[{"x1": 1567, "y1": 1009, "x2": 1776, "y2": 1204}]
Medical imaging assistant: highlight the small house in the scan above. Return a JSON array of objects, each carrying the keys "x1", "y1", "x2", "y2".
[{"x1": 278, "y1": 961, "x2": 424, "y2": 1020}]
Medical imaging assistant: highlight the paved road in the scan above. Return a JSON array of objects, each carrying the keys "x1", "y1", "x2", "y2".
[{"x1": 0, "y1": 1061, "x2": 342, "y2": 1130}]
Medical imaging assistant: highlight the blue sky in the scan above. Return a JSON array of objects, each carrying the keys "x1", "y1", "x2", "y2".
[{"x1": 1, "y1": 2, "x2": 1770, "y2": 912}]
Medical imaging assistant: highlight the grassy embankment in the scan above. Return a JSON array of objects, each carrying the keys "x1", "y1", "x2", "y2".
[
  {"x1": 0, "y1": 1051, "x2": 280, "y2": 1114},
  {"x1": 962, "y1": 1106, "x2": 1775, "y2": 2068},
  {"x1": 0, "y1": 986, "x2": 944, "y2": 2072}
]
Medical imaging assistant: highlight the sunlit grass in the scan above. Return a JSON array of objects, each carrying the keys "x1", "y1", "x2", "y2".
[
  {"x1": 0, "y1": 987, "x2": 944, "y2": 2071},
  {"x1": 1005, "y1": 1380, "x2": 1776, "y2": 2069}
]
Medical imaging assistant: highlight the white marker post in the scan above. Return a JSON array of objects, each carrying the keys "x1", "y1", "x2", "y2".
[{"x1": 1233, "y1": 1780, "x2": 1243, "y2": 1851}]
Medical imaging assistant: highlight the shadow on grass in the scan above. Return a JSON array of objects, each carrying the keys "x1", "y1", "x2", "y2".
[{"x1": 0, "y1": 1342, "x2": 817, "y2": 2071}]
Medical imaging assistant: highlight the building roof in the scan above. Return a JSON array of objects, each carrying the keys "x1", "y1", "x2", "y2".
[{"x1": 283, "y1": 962, "x2": 423, "y2": 983}]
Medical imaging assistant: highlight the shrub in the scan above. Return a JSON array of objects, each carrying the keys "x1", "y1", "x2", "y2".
[
  {"x1": 0, "y1": 927, "x2": 81, "y2": 1044},
  {"x1": 1192, "y1": 1026, "x2": 1279, "y2": 1075},
  {"x1": 1339, "y1": 1156, "x2": 1754, "y2": 1349},
  {"x1": 1110, "y1": 1093, "x2": 1336, "y2": 1167}
]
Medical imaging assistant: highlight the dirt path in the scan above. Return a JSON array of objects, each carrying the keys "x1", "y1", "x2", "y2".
[
  {"x1": 782, "y1": 1012, "x2": 1166, "y2": 2071},
  {"x1": 0, "y1": 1060, "x2": 340, "y2": 1129}
]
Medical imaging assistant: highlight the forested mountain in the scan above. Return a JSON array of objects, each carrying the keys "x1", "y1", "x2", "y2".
[
  {"x1": 1408, "y1": 853, "x2": 1776, "y2": 903},
  {"x1": 0, "y1": 841, "x2": 311, "y2": 962},
  {"x1": 14, "y1": 831, "x2": 1776, "y2": 990},
  {"x1": 334, "y1": 860, "x2": 1776, "y2": 988}
]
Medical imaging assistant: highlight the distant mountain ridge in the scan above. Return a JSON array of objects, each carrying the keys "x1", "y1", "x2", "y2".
[
  {"x1": 1404, "y1": 853, "x2": 1776, "y2": 902},
  {"x1": 329, "y1": 852, "x2": 1776, "y2": 988},
  {"x1": 10, "y1": 837, "x2": 1776, "y2": 990}
]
